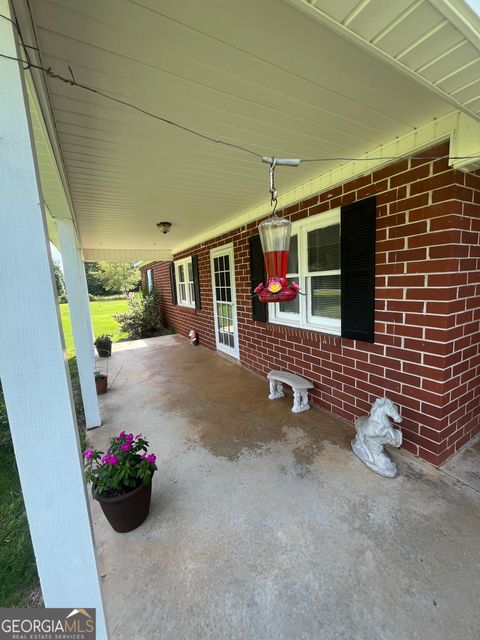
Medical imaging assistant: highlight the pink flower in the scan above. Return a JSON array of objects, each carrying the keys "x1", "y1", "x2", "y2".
[
  {"x1": 119, "y1": 431, "x2": 126, "y2": 438},
  {"x1": 290, "y1": 281, "x2": 301, "y2": 291},
  {"x1": 147, "y1": 453, "x2": 156, "y2": 464},
  {"x1": 107, "y1": 456, "x2": 118, "y2": 465},
  {"x1": 254, "y1": 283, "x2": 264, "y2": 293},
  {"x1": 126, "y1": 433, "x2": 134, "y2": 441},
  {"x1": 135, "y1": 433, "x2": 142, "y2": 439},
  {"x1": 121, "y1": 443, "x2": 131, "y2": 452},
  {"x1": 140, "y1": 452, "x2": 147, "y2": 460},
  {"x1": 84, "y1": 449, "x2": 93, "y2": 459},
  {"x1": 101, "y1": 454, "x2": 109, "y2": 463}
]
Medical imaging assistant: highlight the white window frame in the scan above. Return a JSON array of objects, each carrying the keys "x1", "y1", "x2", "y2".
[
  {"x1": 146, "y1": 268, "x2": 153, "y2": 294},
  {"x1": 269, "y1": 209, "x2": 341, "y2": 335},
  {"x1": 175, "y1": 257, "x2": 195, "y2": 308}
]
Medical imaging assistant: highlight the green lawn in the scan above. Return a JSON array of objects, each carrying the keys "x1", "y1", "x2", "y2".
[
  {"x1": 0, "y1": 397, "x2": 39, "y2": 607},
  {"x1": 0, "y1": 298, "x2": 129, "y2": 606},
  {"x1": 59, "y1": 299, "x2": 129, "y2": 356}
]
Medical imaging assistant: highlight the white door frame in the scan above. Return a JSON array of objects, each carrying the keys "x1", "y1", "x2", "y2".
[{"x1": 210, "y1": 244, "x2": 240, "y2": 359}]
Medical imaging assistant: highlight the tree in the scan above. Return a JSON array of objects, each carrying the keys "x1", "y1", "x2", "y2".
[
  {"x1": 53, "y1": 263, "x2": 65, "y2": 298},
  {"x1": 90, "y1": 261, "x2": 140, "y2": 296},
  {"x1": 84, "y1": 262, "x2": 109, "y2": 296}
]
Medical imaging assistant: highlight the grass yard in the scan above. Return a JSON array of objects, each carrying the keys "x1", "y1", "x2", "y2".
[
  {"x1": 60, "y1": 298, "x2": 129, "y2": 356},
  {"x1": 0, "y1": 394, "x2": 40, "y2": 607},
  {"x1": 0, "y1": 297, "x2": 128, "y2": 606}
]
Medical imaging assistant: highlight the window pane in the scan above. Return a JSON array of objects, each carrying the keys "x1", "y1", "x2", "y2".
[
  {"x1": 178, "y1": 264, "x2": 185, "y2": 283},
  {"x1": 189, "y1": 282, "x2": 195, "y2": 303},
  {"x1": 188, "y1": 261, "x2": 193, "y2": 281},
  {"x1": 279, "y1": 296, "x2": 300, "y2": 314},
  {"x1": 310, "y1": 275, "x2": 340, "y2": 319},
  {"x1": 180, "y1": 283, "x2": 186, "y2": 301},
  {"x1": 308, "y1": 224, "x2": 340, "y2": 272},
  {"x1": 287, "y1": 235, "x2": 298, "y2": 274}
]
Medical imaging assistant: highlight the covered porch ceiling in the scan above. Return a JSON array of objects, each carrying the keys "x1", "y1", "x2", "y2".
[{"x1": 12, "y1": 0, "x2": 480, "y2": 259}]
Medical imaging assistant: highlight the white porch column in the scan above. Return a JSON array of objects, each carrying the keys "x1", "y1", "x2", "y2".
[
  {"x1": 57, "y1": 219, "x2": 101, "y2": 429},
  {"x1": 0, "y1": 5, "x2": 108, "y2": 638}
]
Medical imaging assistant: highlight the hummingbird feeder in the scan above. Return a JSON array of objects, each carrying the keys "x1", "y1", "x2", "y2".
[{"x1": 254, "y1": 157, "x2": 302, "y2": 303}]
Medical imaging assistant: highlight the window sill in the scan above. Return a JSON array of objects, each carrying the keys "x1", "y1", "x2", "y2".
[
  {"x1": 178, "y1": 303, "x2": 196, "y2": 310},
  {"x1": 268, "y1": 317, "x2": 341, "y2": 336}
]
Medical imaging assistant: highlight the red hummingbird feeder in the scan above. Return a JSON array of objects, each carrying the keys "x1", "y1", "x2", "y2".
[{"x1": 254, "y1": 157, "x2": 301, "y2": 303}]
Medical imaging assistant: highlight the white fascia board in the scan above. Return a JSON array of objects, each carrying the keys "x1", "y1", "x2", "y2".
[
  {"x1": 172, "y1": 111, "x2": 460, "y2": 253},
  {"x1": 14, "y1": 0, "x2": 79, "y2": 243},
  {"x1": 25, "y1": 75, "x2": 76, "y2": 228}
]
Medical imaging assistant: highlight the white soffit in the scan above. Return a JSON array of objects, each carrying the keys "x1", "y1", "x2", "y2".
[
  {"x1": 16, "y1": 0, "x2": 474, "y2": 255},
  {"x1": 285, "y1": 0, "x2": 480, "y2": 119}
]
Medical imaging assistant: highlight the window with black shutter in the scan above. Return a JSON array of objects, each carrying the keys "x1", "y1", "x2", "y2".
[
  {"x1": 191, "y1": 254, "x2": 201, "y2": 310},
  {"x1": 341, "y1": 197, "x2": 376, "y2": 343},
  {"x1": 249, "y1": 235, "x2": 268, "y2": 322},
  {"x1": 173, "y1": 257, "x2": 196, "y2": 308},
  {"x1": 257, "y1": 197, "x2": 376, "y2": 341},
  {"x1": 168, "y1": 261, "x2": 177, "y2": 305}
]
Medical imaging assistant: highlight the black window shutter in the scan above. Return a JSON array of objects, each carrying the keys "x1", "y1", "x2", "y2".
[
  {"x1": 191, "y1": 255, "x2": 201, "y2": 310},
  {"x1": 249, "y1": 234, "x2": 268, "y2": 323},
  {"x1": 341, "y1": 196, "x2": 376, "y2": 343},
  {"x1": 168, "y1": 261, "x2": 177, "y2": 305}
]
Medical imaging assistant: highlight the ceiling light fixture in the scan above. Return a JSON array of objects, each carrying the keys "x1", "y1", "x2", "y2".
[{"x1": 156, "y1": 221, "x2": 172, "y2": 234}]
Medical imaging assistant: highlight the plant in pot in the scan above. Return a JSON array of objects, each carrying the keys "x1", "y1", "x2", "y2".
[
  {"x1": 94, "y1": 371, "x2": 108, "y2": 395},
  {"x1": 84, "y1": 431, "x2": 157, "y2": 533},
  {"x1": 94, "y1": 334, "x2": 112, "y2": 358}
]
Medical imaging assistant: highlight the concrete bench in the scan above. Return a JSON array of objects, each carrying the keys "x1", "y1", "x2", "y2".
[{"x1": 267, "y1": 370, "x2": 314, "y2": 413}]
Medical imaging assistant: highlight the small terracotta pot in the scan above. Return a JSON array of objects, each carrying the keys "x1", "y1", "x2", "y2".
[
  {"x1": 95, "y1": 480, "x2": 153, "y2": 533},
  {"x1": 95, "y1": 376, "x2": 108, "y2": 395}
]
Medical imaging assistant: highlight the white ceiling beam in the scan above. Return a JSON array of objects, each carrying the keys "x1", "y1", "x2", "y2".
[{"x1": 82, "y1": 248, "x2": 173, "y2": 262}]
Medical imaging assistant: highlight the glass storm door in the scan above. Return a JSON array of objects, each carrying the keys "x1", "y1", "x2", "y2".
[{"x1": 210, "y1": 245, "x2": 239, "y2": 359}]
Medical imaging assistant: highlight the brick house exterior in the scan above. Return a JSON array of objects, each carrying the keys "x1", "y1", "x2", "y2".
[{"x1": 141, "y1": 141, "x2": 480, "y2": 466}]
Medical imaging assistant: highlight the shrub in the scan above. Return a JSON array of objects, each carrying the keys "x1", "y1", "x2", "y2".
[{"x1": 114, "y1": 291, "x2": 163, "y2": 340}]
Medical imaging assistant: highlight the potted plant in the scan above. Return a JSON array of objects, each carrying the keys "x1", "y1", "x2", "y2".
[
  {"x1": 94, "y1": 371, "x2": 108, "y2": 395},
  {"x1": 94, "y1": 334, "x2": 112, "y2": 357},
  {"x1": 84, "y1": 431, "x2": 157, "y2": 532}
]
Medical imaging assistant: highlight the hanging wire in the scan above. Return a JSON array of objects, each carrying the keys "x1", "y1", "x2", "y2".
[{"x1": 2, "y1": 12, "x2": 480, "y2": 167}]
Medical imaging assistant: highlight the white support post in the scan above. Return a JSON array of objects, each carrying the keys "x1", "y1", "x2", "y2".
[
  {"x1": 57, "y1": 219, "x2": 101, "y2": 429},
  {"x1": 0, "y1": 5, "x2": 109, "y2": 638}
]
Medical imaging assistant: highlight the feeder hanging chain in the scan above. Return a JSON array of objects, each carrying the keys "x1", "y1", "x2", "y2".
[{"x1": 269, "y1": 159, "x2": 278, "y2": 213}]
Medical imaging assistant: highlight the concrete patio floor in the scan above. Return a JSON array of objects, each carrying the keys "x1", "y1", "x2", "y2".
[{"x1": 88, "y1": 335, "x2": 480, "y2": 640}]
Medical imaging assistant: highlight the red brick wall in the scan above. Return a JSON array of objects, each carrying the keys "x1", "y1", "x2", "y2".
[{"x1": 142, "y1": 141, "x2": 480, "y2": 466}]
